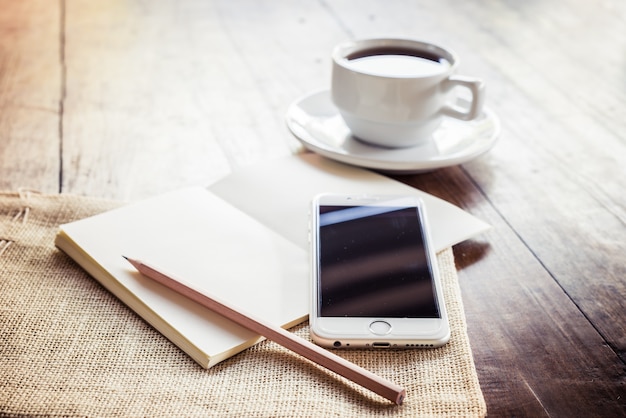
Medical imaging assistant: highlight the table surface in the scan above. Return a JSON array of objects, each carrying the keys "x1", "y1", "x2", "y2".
[{"x1": 2, "y1": 1, "x2": 625, "y2": 416}]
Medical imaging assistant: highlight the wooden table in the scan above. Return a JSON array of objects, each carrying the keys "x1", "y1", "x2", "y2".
[{"x1": 2, "y1": 1, "x2": 625, "y2": 416}]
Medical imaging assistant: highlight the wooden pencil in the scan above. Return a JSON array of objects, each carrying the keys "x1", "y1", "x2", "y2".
[{"x1": 123, "y1": 256, "x2": 406, "y2": 405}]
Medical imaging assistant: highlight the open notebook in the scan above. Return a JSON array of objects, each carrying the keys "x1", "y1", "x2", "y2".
[{"x1": 55, "y1": 153, "x2": 489, "y2": 368}]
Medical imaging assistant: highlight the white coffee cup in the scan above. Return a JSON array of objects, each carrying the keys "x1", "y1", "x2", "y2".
[{"x1": 331, "y1": 38, "x2": 485, "y2": 148}]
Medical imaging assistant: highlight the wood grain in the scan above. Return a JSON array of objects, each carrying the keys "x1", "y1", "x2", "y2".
[
  {"x1": 395, "y1": 169, "x2": 626, "y2": 416},
  {"x1": 447, "y1": 1, "x2": 626, "y2": 364},
  {"x1": 60, "y1": 0, "x2": 344, "y2": 199},
  {"x1": 62, "y1": 0, "x2": 232, "y2": 199},
  {"x1": 0, "y1": 0, "x2": 61, "y2": 193}
]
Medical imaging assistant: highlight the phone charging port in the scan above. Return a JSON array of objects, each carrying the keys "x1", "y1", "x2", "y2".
[{"x1": 372, "y1": 342, "x2": 391, "y2": 349}]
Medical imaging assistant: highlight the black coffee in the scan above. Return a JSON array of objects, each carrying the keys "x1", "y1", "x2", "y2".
[{"x1": 346, "y1": 47, "x2": 450, "y2": 77}]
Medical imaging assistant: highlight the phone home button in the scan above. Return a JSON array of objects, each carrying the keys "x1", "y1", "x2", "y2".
[{"x1": 369, "y1": 320, "x2": 392, "y2": 335}]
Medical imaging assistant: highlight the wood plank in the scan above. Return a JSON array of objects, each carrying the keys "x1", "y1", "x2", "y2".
[
  {"x1": 62, "y1": 0, "x2": 230, "y2": 199},
  {"x1": 61, "y1": 0, "x2": 345, "y2": 200},
  {"x1": 0, "y1": 0, "x2": 61, "y2": 193},
  {"x1": 431, "y1": 0, "x2": 626, "y2": 361},
  {"x1": 395, "y1": 168, "x2": 626, "y2": 417},
  {"x1": 212, "y1": 0, "x2": 345, "y2": 108}
]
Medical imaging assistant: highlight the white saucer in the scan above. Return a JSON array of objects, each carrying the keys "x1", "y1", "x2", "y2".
[{"x1": 286, "y1": 90, "x2": 500, "y2": 174}]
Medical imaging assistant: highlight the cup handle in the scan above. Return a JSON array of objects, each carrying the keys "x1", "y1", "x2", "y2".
[{"x1": 441, "y1": 75, "x2": 485, "y2": 121}]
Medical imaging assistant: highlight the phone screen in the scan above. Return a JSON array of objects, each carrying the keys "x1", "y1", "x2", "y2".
[{"x1": 317, "y1": 204, "x2": 440, "y2": 318}]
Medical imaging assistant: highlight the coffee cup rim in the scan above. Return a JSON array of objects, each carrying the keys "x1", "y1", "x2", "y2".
[{"x1": 332, "y1": 38, "x2": 459, "y2": 77}]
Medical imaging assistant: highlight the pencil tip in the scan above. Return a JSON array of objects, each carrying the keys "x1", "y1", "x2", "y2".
[{"x1": 122, "y1": 255, "x2": 129, "y2": 261}]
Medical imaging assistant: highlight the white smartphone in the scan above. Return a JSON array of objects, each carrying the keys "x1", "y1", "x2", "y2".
[{"x1": 309, "y1": 193, "x2": 450, "y2": 349}]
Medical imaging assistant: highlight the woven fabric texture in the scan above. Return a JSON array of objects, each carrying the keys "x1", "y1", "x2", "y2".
[{"x1": 0, "y1": 190, "x2": 486, "y2": 417}]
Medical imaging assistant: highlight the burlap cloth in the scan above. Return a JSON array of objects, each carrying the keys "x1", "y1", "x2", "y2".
[{"x1": 0, "y1": 190, "x2": 486, "y2": 417}]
